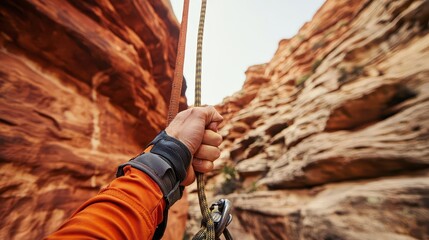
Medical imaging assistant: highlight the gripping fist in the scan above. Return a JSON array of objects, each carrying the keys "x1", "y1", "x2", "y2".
[{"x1": 166, "y1": 106, "x2": 223, "y2": 186}]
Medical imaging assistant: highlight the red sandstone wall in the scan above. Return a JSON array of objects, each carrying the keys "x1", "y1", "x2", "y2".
[
  {"x1": 187, "y1": 0, "x2": 429, "y2": 239},
  {"x1": 0, "y1": 0, "x2": 187, "y2": 239}
]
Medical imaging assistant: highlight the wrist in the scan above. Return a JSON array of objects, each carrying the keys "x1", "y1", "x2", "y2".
[
  {"x1": 116, "y1": 131, "x2": 192, "y2": 239},
  {"x1": 117, "y1": 131, "x2": 191, "y2": 205},
  {"x1": 149, "y1": 130, "x2": 192, "y2": 182},
  {"x1": 165, "y1": 128, "x2": 192, "y2": 154}
]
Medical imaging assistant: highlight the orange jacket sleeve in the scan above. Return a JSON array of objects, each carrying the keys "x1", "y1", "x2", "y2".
[{"x1": 46, "y1": 165, "x2": 165, "y2": 240}]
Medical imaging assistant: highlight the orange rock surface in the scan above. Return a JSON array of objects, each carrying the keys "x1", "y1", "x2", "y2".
[
  {"x1": 0, "y1": 0, "x2": 187, "y2": 239},
  {"x1": 187, "y1": 0, "x2": 429, "y2": 239}
]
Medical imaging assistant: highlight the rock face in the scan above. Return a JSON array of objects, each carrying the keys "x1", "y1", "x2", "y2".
[
  {"x1": 0, "y1": 1, "x2": 187, "y2": 239},
  {"x1": 195, "y1": 0, "x2": 429, "y2": 239},
  {"x1": 229, "y1": 170, "x2": 429, "y2": 240}
]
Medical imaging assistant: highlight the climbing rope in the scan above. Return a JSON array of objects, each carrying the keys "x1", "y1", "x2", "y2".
[
  {"x1": 167, "y1": 0, "x2": 190, "y2": 125},
  {"x1": 168, "y1": 1, "x2": 233, "y2": 239},
  {"x1": 192, "y1": 2, "x2": 233, "y2": 239},
  {"x1": 190, "y1": 0, "x2": 217, "y2": 240}
]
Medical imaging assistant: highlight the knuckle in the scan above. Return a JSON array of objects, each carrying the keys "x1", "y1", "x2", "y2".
[
  {"x1": 188, "y1": 108, "x2": 197, "y2": 115},
  {"x1": 195, "y1": 147, "x2": 204, "y2": 157},
  {"x1": 216, "y1": 134, "x2": 223, "y2": 146},
  {"x1": 192, "y1": 107, "x2": 205, "y2": 118},
  {"x1": 175, "y1": 108, "x2": 192, "y2": 121},
  {"x1": 180, "y1": 108, "x2": 192, "y2": 116},
  {"x1": 208, "y1": 161, "x2": 214, "y2": 170},
  {"x1": 214, "y1": 148, "x2": 221, "y2": 159},
  {"x1": 204, "y1": 161, "x2": 214, "y2": 172},
  {"x1": 194, "y1": 160, "x2": 213, "y2": 173},
  {"x1": 208, "y1": 106, "x2": 217, "y2": 114}
]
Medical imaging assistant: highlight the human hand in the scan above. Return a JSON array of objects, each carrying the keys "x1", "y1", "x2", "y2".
[{"x1": 166, "y1": 106, "x2": 223, "y2": 186}]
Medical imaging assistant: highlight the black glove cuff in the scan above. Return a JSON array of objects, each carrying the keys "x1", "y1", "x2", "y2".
[
  {"x1": 116, "y1": 154, "x2": 184, "y2": 205},
  {"x1": 116, "y1": 131, "x2": 192, "y2": 206},
  {"x1": 116, "y1": 131, "x2": 192, "y2": 239},
  {"x1": 148, "y1": 130, "x2": 192, "y2": 182}
]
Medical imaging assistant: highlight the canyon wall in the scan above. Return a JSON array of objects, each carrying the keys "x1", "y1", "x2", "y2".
[
  {"x1": 0, "y1": 1, "x2": 187, "y2": 239},
  {"x1": 187, "y1": 0, "x2": 429, "y2": 239}
]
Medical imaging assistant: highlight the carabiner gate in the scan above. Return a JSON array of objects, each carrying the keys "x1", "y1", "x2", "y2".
[{"x1": 210, "y1": 199, "x2": 233, "y2": 240}]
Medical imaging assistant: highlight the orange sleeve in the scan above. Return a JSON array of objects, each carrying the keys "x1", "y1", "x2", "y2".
[{"x1": 46, "y1": 166, "x2": 165, "y2": 240}]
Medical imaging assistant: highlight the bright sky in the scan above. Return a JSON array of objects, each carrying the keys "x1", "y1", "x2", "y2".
[{"x1": 170, "y1": 0, "x2": 325, "y2": 105}]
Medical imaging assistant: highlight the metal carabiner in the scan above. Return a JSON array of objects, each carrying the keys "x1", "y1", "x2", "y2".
[{"x1": 210, "y1": 198, "x2": 233, "y2": 240}]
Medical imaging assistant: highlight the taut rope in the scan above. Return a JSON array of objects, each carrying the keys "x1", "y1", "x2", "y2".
[
  {"x1": 167, "y1": 0, "x2": 190, "y2": 125},
  {"x1": 191, "y1": 1, "x2": 216, "y2": 239},
  {"x1": 168, "y1": 1, "x2": 232, "y2": 239}
]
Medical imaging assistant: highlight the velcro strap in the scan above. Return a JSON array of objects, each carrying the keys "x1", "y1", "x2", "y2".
[
  {"x1": 149, "y1": 131, "x2": 192, "y2": 182},
  {"x1": 116, "y1": 131, "x2": 192, "y2": 239},
  {"x1": 117, "y1": 154, "x2": 185, "y2": 207},
  {"x1": 116, "y1": 131, "x2": 192, "y2": 205}
]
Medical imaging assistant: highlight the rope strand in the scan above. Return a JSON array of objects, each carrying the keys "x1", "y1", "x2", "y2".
[
  {"x1": 192, "y1": 0, "x2": 216, "y2": 239},
  {"x1": 167, "y1": 0, "x2": 190, "y2": 125}
]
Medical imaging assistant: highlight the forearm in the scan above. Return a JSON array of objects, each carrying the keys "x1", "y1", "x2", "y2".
[
  {"x1": 46, "y1": 166, "x2": 165, "y2": 240},
  {"x1": 46, "y1": 106, "x2": 223, "y2": 239}
]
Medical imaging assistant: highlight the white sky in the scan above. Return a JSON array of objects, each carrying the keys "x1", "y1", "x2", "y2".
[{"x1": 170, "y1": 0, "x2": 325, "y2": 105}]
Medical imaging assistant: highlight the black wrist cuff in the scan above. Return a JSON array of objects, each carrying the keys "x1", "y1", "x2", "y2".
[
  {"x1": 116, "y1": 131, "x2": 191, "y2": 205},
  {"x1": 149, "y1": 130, "x2": 192, "y2": 182},
  {"x1": 116, "y1": 131, "x2": 192, "y2": 239},
  {"x1": 116, "y1": 153, "x2": 184, "y2": 205}
]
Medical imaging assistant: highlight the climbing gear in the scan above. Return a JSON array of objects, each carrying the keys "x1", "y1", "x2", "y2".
[
  {"x1": 192, "y1": 0, "x2": 216, "y2": 239},
  {"x1": 117, "y1": 131, "x2": 192, "y2": 206},
  {"x1": 210, "y1": 199, "x2": 233, "y2": 240},
  {"x1": 167, "y1": 0, "x2": 191, "y2": 125},
  {"x1": 116, "y1": 131, "x2": 192, "y2": 239},
  {"x1": 168, "y1": 0, "x2": 234, "y2": 239}
]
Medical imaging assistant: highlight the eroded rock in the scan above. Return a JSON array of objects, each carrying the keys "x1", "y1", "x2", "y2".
[
  {"x1": 231, "y1": 171, "x2": 429, "y2": 240},
  {"x1": 194, "y1": 0, "x2": 429, "y2": 239},
  {"x1": 0, "y1": 1, "x2": 187, "y2": 239}
]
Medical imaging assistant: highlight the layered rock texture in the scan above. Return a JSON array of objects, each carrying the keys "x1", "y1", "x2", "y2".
[
  {"x1": 187, "y1": 0, "x2": 429, "y2": 239},
  {"x1": 0, "y1": 1, "x2": 187, "y2": 239}
]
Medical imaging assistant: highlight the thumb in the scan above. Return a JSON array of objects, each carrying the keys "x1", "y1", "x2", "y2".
[
  {"x1": 207, "y1": 122, "x2": 219, "y2": 132},
  {"x1": 204, "y1": 106, "x2": 223, "y2": 126}
]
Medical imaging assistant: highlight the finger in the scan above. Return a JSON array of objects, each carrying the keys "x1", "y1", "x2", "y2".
[
  {"x1": 207, "y1": 122, "x2": 218, "y2": 132},
  {"x1": 200, "y1": 106, "x2": 223, "y2": 126},
  {"x1": 195, "y1": 144, "x2": 221, "y2": 161},
  {"x1": 181, "y1": 165, "x2": 195, "y2": 186},
  {"x1": 202, "y1": 130, "x2": 222, "y2": 146},
  {"x1": 193, "y1": 158, "x2": 214, "y2": 173}
]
